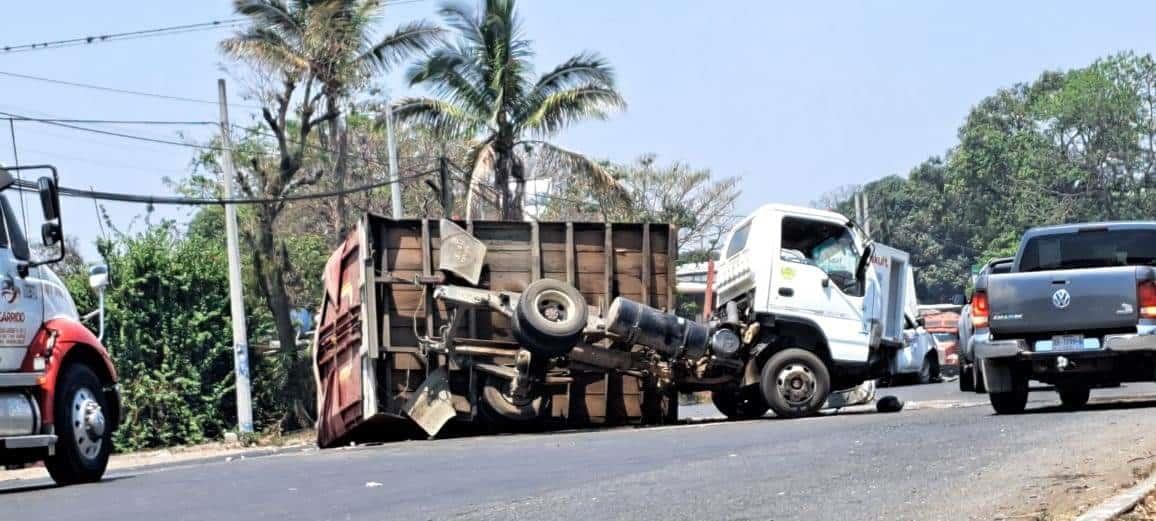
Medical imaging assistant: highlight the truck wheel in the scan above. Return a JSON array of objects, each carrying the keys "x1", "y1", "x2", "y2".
[
  {"x1": 45, "y1": 364, "x2": 112, "y2": 485},
  {"x1": 513, "y1": 279, "x2": 588, "y2": 355},
  {"x1": 760, "y1": 349, "x2": 831, "y2": 418},
  {"x1": 989, "y1": 374, "x2": 1028, "y2": 414},
  {"x1": 959, "y1": 363, "x2": 975, "y2": 392},
  {"x1": 480, "y1": 374, "x2": 545, "y2": 423},
  {"x1": 917, "y1": 355, "x2": 933, "y2": 385},
  {"x1": 710, "y1": 386, "x2": 769, "y2": 420},
  {"x1": 1058, "y1": 385, "x2": 1090, "y2": 410}
]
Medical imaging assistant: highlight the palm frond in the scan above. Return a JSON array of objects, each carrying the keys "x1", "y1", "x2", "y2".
[
  {"x1": 359, "y1": 20, "x2": 444, "y2": 74},
  {"x1": 528, "y1": 52, "x2": 616, "y2": 99},
  {"x1": 521, "y1": 85, "x2": 625, "y2": 136},
  {"x1": 438, "y1": 2, "x2": 485, "y2": 47},
  {"x1": 221, "y1": 27, "x2": 311, "y2": 72},
  {"x1": 520, "y1": 140, "x2": 625, "y2": 197},
  {"x1": 234, "y1": 0, "x2": 303, "y2": 37},
  {"x1": 406, "y1": 46, "x2": 491, "y2": 117},
  {"x1": 465, "y1": 141, "x2": 497, "y2": 220},
  {"x1": 390, "y1": 97, "x2": 484, "y2": 139}
]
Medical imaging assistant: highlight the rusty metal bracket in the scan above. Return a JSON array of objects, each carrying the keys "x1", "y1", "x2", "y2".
[{"x1": 433, "y1": 285, "x2": 520, "y2": 318}]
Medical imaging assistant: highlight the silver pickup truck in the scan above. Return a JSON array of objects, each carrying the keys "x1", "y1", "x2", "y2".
[{"x1": 972, "y1": 222, "x2": 1156, "y2": 414}]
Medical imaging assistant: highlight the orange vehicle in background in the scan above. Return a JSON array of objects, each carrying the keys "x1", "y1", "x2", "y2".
[{"x1": 919, "y1": 306, "x2": 962, "y2": 376}]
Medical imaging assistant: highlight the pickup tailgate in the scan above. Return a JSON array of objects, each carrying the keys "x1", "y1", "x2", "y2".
[{"x1": 988, "y1": 267, "x2": 1139, "y2": 336}]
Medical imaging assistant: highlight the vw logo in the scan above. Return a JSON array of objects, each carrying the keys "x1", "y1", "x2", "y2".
[{"x1": 1052, "y1": 288, "x2": 1071, "y2": 309}]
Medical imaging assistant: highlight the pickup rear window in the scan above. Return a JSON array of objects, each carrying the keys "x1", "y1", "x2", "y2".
[{"x1": 1019, "y1": 228, "x2": 1156, "y2": 272}]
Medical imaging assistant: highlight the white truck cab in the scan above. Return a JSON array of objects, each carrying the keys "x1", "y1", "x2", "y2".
[{"x1": 705, "y1": 204, "x2": 921, "y2": 417}]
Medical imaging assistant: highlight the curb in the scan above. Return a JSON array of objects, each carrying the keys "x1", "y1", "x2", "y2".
[
  {"x1": 1, "y1": 444, "x2": 314, "y2": 487},
  {"x1": 1076, "y1": 472, "x2": 1156, "y2": 521}
]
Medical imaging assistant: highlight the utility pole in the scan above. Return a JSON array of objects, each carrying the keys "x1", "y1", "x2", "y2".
[
  {"x1": 438, "y1": 156, "x2": 453, "y2": 216},
  {"x1": 861, "y1": 191, "x2": 871, "y2": 238},
  {"x1": 384, "y1": 96, "x2": 402, "y2": 219},
  {"x1": 217, "y1": 79, "x2": 254, "y2": 434}
]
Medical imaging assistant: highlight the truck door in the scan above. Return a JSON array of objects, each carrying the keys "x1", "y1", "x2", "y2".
[
  {"x1": 0, "y1": 194, "x2": 45, "y2": 371},
  {"x1": 771, "y1": 216, "x2": 867, "y2": 363}
]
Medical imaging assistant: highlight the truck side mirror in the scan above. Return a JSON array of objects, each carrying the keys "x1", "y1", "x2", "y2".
[
  {"x1": 38, "y1": 176, "x2": 60, "y2": 221},
  {"x1": 89, "y1": 264, "x2": 109, "y2": 291}
]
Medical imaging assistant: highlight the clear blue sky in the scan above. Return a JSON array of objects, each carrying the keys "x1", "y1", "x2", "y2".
[{"x1": 3, "y1": 1, "x2": 1155, "y2": 260}]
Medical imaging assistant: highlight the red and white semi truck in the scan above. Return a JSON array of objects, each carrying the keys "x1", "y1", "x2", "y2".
[{"x1": 0, "y1": 164, "x2": 119, "y2": 485}]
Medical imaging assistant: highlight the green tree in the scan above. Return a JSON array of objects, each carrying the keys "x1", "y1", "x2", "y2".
[
  {"x1": 394, "y1": 0, "x2": 626, "y2": 220},
  {"x1": 222, "y1": 0, "x2": 441, "y2": 234}
]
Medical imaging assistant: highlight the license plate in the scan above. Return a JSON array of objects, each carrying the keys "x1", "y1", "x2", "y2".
[{"x1": 1051, "y1": 335, "x2": 1085, "y2": 352}]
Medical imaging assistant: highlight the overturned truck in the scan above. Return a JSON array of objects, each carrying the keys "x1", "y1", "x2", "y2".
[{"x1": 312, "y1": 215, "x2": 736, "y2": 447}]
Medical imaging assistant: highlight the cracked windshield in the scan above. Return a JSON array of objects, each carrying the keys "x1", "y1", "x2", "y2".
[{"x1": 4, "y1": 2, "x2": 1156, "y2": 520}]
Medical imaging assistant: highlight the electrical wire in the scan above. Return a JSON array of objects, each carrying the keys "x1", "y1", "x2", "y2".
[
  {"x1": 0, "y1": 116, "x2": 216, "y2": 126},
  {"x1": 0, "y1": 70, "x2": 262, "y2": 109},
  {"x1": 0, "y1": 111, "x2": 217, "y2": 150},
  {"x1": 1, "y1": 19, "x2": 245, "y2": 54},
  {"x1": 11, "y1": 168, "x2": 435, "y2": 206}
]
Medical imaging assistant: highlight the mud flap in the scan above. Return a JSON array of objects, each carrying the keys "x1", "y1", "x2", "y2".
[{"x1": 404, "y1": 368, "x2": 457, "y2": 437}]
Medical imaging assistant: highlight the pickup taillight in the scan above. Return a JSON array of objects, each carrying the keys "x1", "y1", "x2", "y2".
[
  {"x1": 971, "y1": 290, "x2": 989, "y2": 328},
  {"x1": 1140, "y1": 280, "x2": 1156, "y2": 319}
]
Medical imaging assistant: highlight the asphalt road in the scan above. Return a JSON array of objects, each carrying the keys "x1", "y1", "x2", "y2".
[{"x1": 5, "y1": 381, "x2": 1156, "y2": 521}]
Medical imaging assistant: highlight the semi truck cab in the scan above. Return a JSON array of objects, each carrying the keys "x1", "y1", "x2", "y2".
[{"x1": 0, "y1": 164, "x2": 118, "y2": 485}]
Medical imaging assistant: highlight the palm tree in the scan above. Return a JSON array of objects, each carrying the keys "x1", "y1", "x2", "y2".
[
  {"x1": 394, "y1": 0, "x2": 626, "y2": 220},
  {"x1": 221, "y1": 0, "x2": 442, "y2": 234}
]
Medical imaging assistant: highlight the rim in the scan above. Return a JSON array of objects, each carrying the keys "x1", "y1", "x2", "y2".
[
  {"x1": 71, "y1": 387, "x2": 105, "y2": 461},
  {"x1": 776, "y1": 363, "x2": 818, "y2": 406},
  {"x1": 533, "y1": 289, "x2": 574, "y2": 325}
]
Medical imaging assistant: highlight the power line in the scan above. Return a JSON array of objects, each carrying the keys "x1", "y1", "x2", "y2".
[
  {"x1": 0, "y1": 110, "x2": 217, "y2": 150},
  {"x1": 0, "y1": 70, "x2": 261, "y2": 109},
  {"x1": 1, "y1": 116, "x2": 216, "y2": 126},
  {"x1": 1, "y1": 19, "x2": 245, "y2": 54},
  {"x1": 11, "y1": 168, "x2": 435, "y2": 206}
]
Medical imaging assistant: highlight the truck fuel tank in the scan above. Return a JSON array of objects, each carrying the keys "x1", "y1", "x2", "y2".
[
  {"x1": 606, "y1": 297, "x2": 739, "y2": 360},
  {"x1": 0, "y1": 391, "x2": 39, "y2": 437}
]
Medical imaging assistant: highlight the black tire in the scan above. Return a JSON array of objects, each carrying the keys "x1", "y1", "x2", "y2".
[
  {"x1": 710, "y1": 386, "x2": 769, "y2": 420},
  {"x1": 989, "y1": 372, "x2": 1028, "y2": 415},
  {"x1": 973, "y1": 361, "x2": 987, "y2": 394},
  {"x1": 479, "y1": 374, "x2": 545, "y2": 424},
  {"x1": 959, "y1": 363, "x2": 975, "y2": 392},
  {"x1": 916, "y1": 355, "x2": 933, "y2": 385},
  {"x1": 513, "y1": 279, "x2": 588, "y2": 355},
  {"x1": 1058, "y1": 385, "x2": 1090, "y2": 410},
  {"x1": 760, "y1": 349, "x2": 831, "y2": 419},
  {"x1": 45, "y1": 364, "x2": 112, "y2": 485}
]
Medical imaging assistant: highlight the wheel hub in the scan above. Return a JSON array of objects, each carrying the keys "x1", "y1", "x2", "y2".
[
  {"x1": 776, "y1": 364, "x2": 817, "y2": 405},
  {"x1": 534, "y1": 289, "x2": 572, "y2": 323},
  {"x1": 72, "y1": 388, "x2": 104, "y2": 460}
]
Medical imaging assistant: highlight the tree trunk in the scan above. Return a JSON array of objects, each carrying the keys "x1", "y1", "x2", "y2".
[
  {"x1": 328, "y1": 96, "x2": 348, "y2": 238},
  {"x1": 495, "y1": 144, "x2": 522, "y2": 221},
  {"x1": 251, "y1": 207, "x2": 314, "y2": 429}
]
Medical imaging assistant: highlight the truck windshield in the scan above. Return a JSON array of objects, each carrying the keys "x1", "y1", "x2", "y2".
[{"x1": 1019, "y1": 228, "x2": 1156, "y2": 272}]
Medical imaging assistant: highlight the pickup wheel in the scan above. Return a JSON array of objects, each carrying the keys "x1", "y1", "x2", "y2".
[
  {"x1": 44, "y1": 364, "x2": 112, "y2": 485},
  {"x1": 513, "y1": 279, "x2": 588, "y2": 356},
  {"x1": 959, "y1": 363, "x2": 975, "y2": 392},
  {"x1": 760, "y1": 349, "x2": 831, "y2": 418},
  {"x1": 917, "y1": 355, "x2": 933, "y2": 385},
  {"x1": 710, "y1": 386, "x2": 769, "y2": 420},
  {"x1": 1058, "y1": 385, "x2": 1090, "y2": 410},
  {"x1": 989, "y1": 374, "x2": 1028, "y2": 414},
  {"x1": 973, "y1": 361, "x2": 987, "y2": 393}
]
